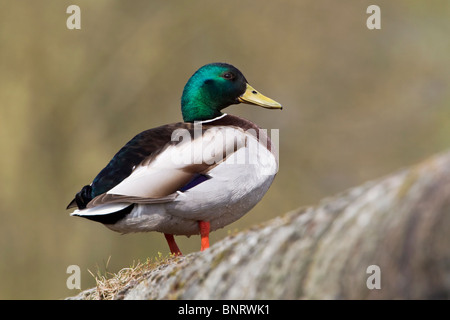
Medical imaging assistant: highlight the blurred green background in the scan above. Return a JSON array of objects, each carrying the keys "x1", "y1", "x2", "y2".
[{"x1": 0, "y1": 0, "x2": 449, "y2": 299}]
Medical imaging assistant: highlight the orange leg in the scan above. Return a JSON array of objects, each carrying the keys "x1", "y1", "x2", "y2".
[
  {"x1": 199, "y1": 221, "x2": 210, "y2": 251},
  {"x1": 164, "y1": 233, "x2": 182, "y2": 256}
]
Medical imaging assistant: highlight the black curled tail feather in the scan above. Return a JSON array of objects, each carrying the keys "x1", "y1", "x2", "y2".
[{"x1": 66, "y1": 185, "x2": 93, "y2": 210}]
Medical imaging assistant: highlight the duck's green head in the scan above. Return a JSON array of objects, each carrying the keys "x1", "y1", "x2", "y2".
[{"x1": 181, "y1": 63, "x2": 282, "y2": 122}]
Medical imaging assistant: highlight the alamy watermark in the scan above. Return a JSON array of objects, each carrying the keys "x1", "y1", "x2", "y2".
[
  {"x1": 66, "y1": 265, "x2": 81, "y2": 290},
  {"x1": 366, "y1": 5, "x2": 381, "y2": 30},
  {"x1": 66, "y1": 5, "x2": 81, "y2": 30},
  {"x1": 366, "y1": 264, "x2": 381, "y2": 290},
  {"x1": 67, "y1": 5, "x2": 381, "y2": 31},
  {"x1": 65, "y1": 263, "x2": 381, "y2": 291},
  {"x1": 168, "y1": 122, "x2": 280, "y2": 176}
]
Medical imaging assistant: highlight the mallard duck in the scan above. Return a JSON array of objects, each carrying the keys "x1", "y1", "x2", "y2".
[{"x1": 67, "y1": 63, "x2": 282, "y2": 255}]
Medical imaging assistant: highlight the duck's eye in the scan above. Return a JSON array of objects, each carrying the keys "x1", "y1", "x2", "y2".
[{"x1": 222, "y1": 72, "x2": 235, "y2": 80}]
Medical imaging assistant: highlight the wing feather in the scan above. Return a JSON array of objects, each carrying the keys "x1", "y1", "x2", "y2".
[
  {"x1": 107, "y1": 127, "x2": 245, "y2": 195},
  {"x1": 86, "y1": 126, "x2": 246, "y2": 206}
]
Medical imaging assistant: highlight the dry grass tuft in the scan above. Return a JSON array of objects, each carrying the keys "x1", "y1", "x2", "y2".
[{"x1": 85, "y1": 252, "x2": 177, "y2": 300}]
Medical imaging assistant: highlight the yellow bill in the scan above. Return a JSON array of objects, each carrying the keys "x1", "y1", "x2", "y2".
[{"x1": 238, "y1": 83, "x2": 283, "y2": 110}]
